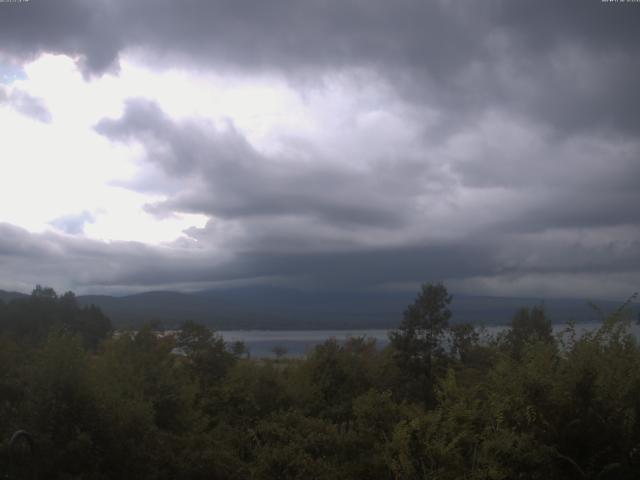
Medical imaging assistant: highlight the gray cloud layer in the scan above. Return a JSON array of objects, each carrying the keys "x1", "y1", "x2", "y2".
[
  {"x1": 1, "y1": 0, "x2": 639, "y2": 297},
  {"x1": 2, "y1": 0, "x2": 639, "y2": 133},
  {"x1": 95, "y1": 99, "x2": 422, "y2": 230},
  {"x1": 0, "y1": 85, "x2": 51, "y2": 122},
  {"x1": 91, "y1": 97, "x2": 640, "y2": 297}
]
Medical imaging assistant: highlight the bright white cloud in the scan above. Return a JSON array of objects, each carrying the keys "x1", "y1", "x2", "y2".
[{"x1": 0, "y1": 55, "x2": 222, "y2": 244}]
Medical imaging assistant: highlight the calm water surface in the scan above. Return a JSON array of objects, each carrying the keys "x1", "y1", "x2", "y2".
[
  {"x1": 219, "y1": 329, "x2": 389, "y2": 358},
  {"x1": 219, "y1": 322, "x2": 640, "y2": 358}
]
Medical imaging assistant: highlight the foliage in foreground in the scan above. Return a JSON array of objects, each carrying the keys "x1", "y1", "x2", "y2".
[{"x1": 1, "y1": 284, "x2": 639, "y2": 479}]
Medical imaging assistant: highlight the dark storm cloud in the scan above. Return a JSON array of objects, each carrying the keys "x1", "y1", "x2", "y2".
[
  {"x1": 489, "y1": 0, "x2": 640, "y2": 134},
  {"x1": 1, "y1": 0, "x2": 483, "y2": 76},
  {"x1": 503, "y1": 191, "x2": 640, "y2": 234},
  {"x1": 0, "y1": 0, "x2": 121, "y2": 74},
  {"x1": 3, "y1": 0, "x2": 640, "y2": 133},
  {"x1": 182, "y1": 221, "x2": 640, "y2": 283},
  {"x1": 1, "y1": 222, "x2": 493, "y2": 292},
  {"x1": 0, "y1": 222, "x2": 222, "y2": 292},
  {"x1": 1, "y1": 221, "x2": 638, "y2": 298},
  {"x1": 444, "y1": 123, "x2": 640, "y2": 232},
  {"x1": 213, "y1": 243, "x2": 504, "y2": 289}
]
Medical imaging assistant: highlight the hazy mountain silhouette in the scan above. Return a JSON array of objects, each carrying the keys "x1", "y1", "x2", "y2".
[
  {"x1": 195, "y1": 286, "x2": 632, "y2": 328},
  {"x1": 1, "y1": 287, "x2": 635, "y2": 329},
  {"x1": 0, "y1": 290, "x2": 28, "y2": 303}
]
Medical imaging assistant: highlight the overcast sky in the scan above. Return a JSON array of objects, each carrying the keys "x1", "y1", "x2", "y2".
[{"x1": 0, "y1": 0, "x2": 639, "y2": 299}]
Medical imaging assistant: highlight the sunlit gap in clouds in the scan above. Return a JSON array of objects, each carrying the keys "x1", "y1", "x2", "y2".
[{"x1": 0, "y1": 53, "x2": 417, "y2": 248}]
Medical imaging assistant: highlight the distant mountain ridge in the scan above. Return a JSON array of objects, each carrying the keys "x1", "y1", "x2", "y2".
[
  {"x1": 76, "y1": 290, "x2": 256, "y2": 329},
  {"x1": 0, "y1": 290, "x2": 28, "y2": 303},
  {"x1": 2, "y1": 287, "x2": 637, "y2": 330}
]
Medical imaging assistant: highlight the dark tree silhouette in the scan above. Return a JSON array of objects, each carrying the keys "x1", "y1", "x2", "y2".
[{"x1": 389, "y1": 282, "x2": 452, "y2": 404}]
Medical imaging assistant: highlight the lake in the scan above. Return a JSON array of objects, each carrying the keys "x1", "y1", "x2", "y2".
[
  {"x1": 218, "y1": 329, "x2": 390, "y2": 358},
  {"x1": 219, "y1": 322, "x2": 640, "y2": 358}
]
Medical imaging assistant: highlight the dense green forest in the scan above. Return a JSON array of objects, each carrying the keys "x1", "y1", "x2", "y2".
[{"x1": 1, "y1": 284, "x2": 639, "y2": 479}]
